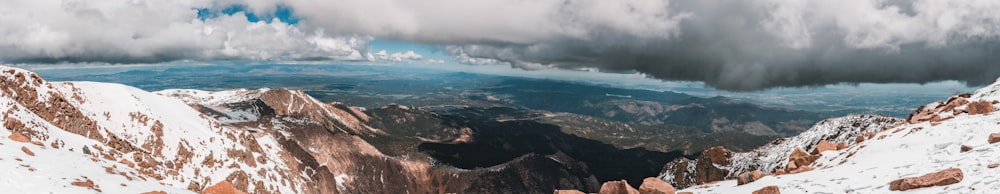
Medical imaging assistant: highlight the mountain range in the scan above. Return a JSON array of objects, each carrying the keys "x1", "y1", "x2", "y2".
[{"x1": 3, "y1": 65, "x2": 999, "y2": 193}]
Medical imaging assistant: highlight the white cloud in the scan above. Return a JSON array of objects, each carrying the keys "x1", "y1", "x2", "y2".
[
  {"x1": 369, "y1": 50, "x2": 422, "y2": 62},
  {"x1": 0, "y1": 0, "x2": 368, "y2": 63}
]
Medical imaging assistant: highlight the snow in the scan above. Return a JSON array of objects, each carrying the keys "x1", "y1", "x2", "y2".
[
  {"x1": 0, "y1": 66, "x2": 299, "y2": 193},
  {"x1": 680, "y1": 98, "x2": 1000, "y2": 193},
  {"x1": 660, "y1": 114, "x2": 903, "y2": 185}
]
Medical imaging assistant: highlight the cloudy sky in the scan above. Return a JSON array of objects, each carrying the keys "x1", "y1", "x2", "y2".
[{"x1": 3, "y1": 0, "x2": 1000, "y2": 90}]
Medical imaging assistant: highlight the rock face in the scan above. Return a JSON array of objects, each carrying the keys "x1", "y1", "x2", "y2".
[
  {"x1": 599, "y1": 180, "x2": 640, "y2": 194},
  {"x1": 736, "y1": 170, "x2": 764, "y2": 185},
  {"x1": 659, "y1": 146, "x2": 732, "y2": 188},
  {"x1": 889, "y1": 168, "x2": 964, "y2": 191},
  {"x1": 752, "y1": 186, "x2": 780, "y2": 194},
  {"x1": 638, "y1": 177, "x2": 675, "y2": 194},
  {"x1": 989, "y1": 133, "x2": 1000, "y2": 144}
]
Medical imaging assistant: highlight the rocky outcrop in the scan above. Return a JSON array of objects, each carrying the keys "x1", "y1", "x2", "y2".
[
  {"x1": 638, "y1": 177, "x2": 675, "y2": 194},
  {"x1": 967, "y1": 100, "x2": 995, "y2": 115},
  {"x1": 658, "y1": 115, "x2": 902, "y2": 189},
  {"x1": 889, "y1": 168, "x2": 964, "y2": 191},
  {"x1": 989, "y1": 133, "x2": 1000, "y2": 144},
  {"x1": 752, "y1": 186, "x2": 780, "y2": 194},
  {"x1": 737, "y1": 170, "x2": 764, "y2": 185},
  {"x1": 787, "y1": 147, "x2": 818, "y2": 173},
  {"x1": 599, "y1": 180, "x2": 639, "y2": 194},
  {"x1": 659, "y1": 146, "x2": 731, "y2": 188}
]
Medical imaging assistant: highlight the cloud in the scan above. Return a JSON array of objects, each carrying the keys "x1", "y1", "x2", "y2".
[
  {"x1": 0, "y1": 0, "x2": 368, "y2": 64},
  {"x1": 370, "y1": 50, "x2": 422, "y2": 61},
  {"x1": 5, "y1": 0, "x2": 1000, "y2": 90},
  {"x1": 264, "y1": 0, "x2": 1000, "y2": 90}
]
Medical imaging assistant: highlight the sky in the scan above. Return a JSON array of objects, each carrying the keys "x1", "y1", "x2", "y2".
[{"x1": 2, "y1": 0, "x2": 999, "y2": 92}]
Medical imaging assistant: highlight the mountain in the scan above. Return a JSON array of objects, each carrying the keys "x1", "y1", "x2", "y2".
[
  {"x1": 0, "y1": 66, "x2": 603, "y2": 193},
  {"x1": 8, "y1": 63, "x2": 1000, "y2": 193},
  {"x1": 646, "y1": 78, "x2": 1000, "y2": 193}
]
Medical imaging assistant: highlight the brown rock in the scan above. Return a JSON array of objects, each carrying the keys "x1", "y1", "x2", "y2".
[
  {"x1": 599, "y1": 180, "x2": 639, "y2": 194},
  {"x1": 202, "y1": 181, "x2": 247, "y2": 194},
  {"x1": 988, "y1": 163, "x2": 999, "y2": 168},
  {"x1": 855, "y1": 136, "x2": 865, "y2": 143},
  {"x1": 789, "y1": 166, "x2": 813, "y2": 174},
  {"x1": 989, "y1": 133, "x2": 1000, "y2": 144},
  {"x1": 788, "y1": 147, "x2": 819, "y2": 170},
  {"x1": 638, "y1": 177, "x2": 675, "y2": 194},
  {"x1": 889, "y1": 168, "x2": 964, "y2": 191},
  {"x1": 773, "y1": 169, "x2": 786, "y2": 175},
  {"x1": 8, "y1": 133, "x2": 30, "y2": 143},
  {"x1": 554, "y1": 190, "x2": 585, "y2": 194},
  {"x1": 737, "y1": 170, "x2": 765, "y2": 185},
  {"x1": 21, "y1": 146, "x2": 34, "y2": 156},
  {"x1": 961, "y1": 145, "x2": 973, "y2": 152},
  {"x1": 119, "y1": 159, "x2": 135, "y2": 168},
  {"x1": 812, "y1": 140, "x2": 836, "y2": 154},
  {"x1": 752, "y1": 185, "x2": 780, "y2": 194},
  {"x1": 71, "y1": 179, "x2": 97, "y2": 191},
  {"x1": 836, "y1": 142, "x2": 848, "y2": 150},
  {"x1": 865, "y1": 131, "x2": 875, "y2": 139},
  {"x1": 968, "y1": 100, "x2": 995, "y2": 115}
]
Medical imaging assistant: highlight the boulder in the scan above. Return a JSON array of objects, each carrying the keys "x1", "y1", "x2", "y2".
[
  {"x1": 599, "y1": 180, "x2": 639, "y2": 194},
  {"x1": 737, "y1": 170, "x2": 765, "y2": 185},
  {"x1": 855, "y1": 136, "x2": 865, "y2": 143},
  {"x1": 889, "y1": 168, "x2": 964, "y2": 191},
  {"x1": 202, "y1": 181, "x2": 247, "y2": 194},
  {"x1": 961, "y1": 145, "x2": 973, "y2": 152},
  {"x1": 638, "y1": 177, "x2": 675, "y2": 194},
  {"x1": 812, "y1": 140, "x2": 836, "y2": 154},
  {"x1": 967, "y1": 100, "x2": 995, "y2": 115},
  {"x1": 989, "y1": 133, "x2": 1000, "y2": 144},
  {"x1": 554, "y1": 190, "x2": 585, "y2": 194},
  {"x1": 988, "y1": 163, "x2": 999, "y2": 168},
  {"x1": 752, "y1": 186, "x2": 780, "y2": 194},
  {"x1": 8, "y1": 133, "x2": 30, "y2": 143},
  {"x1": 788, "y1": 147, "x2": 819, "y2": 170},
  {"x1": 836, "y1": 142, "x2": 848, "y2": 150},
  {"x1": 21, "y1": 146, "x2": 34, "y2": 156}
]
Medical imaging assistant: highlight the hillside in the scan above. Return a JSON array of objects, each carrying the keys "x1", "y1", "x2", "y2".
[{"x1": 660, "y1": 78, "x2": 1000, "y2": 193}]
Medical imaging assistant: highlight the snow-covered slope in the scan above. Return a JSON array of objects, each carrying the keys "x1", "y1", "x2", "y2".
[
  {"x1": 659, "y1": 114, "x2": 903, "y2": 188},
  {"x1": 3, "y1": 65, "x2": 591, "y2": 194},
  {"x1": 677, "y1": 78, "x2": 1000, "y2": 193},
  {"x1": 0, "y1": 66, "x2": 310, "y2": 193}
]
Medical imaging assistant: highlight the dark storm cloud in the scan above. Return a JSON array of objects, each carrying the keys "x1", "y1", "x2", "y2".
[{"x1": 431, "y1": 0, "x2": 1000, "y2": 90}]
